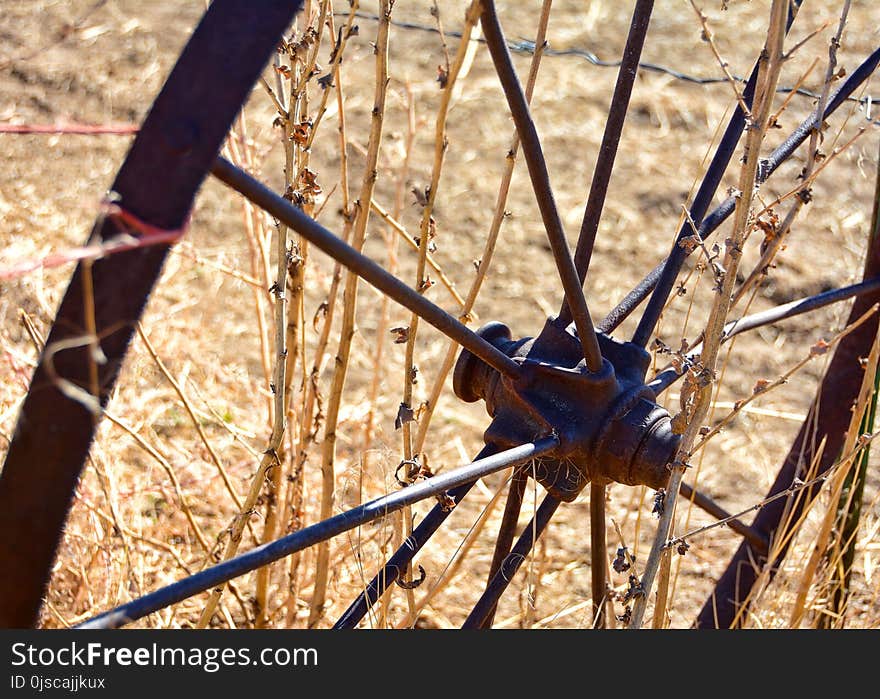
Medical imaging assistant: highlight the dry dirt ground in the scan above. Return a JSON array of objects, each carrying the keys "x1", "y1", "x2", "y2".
[{"x1": 2, "y1": 0, "x2": 880, "y2": 629}]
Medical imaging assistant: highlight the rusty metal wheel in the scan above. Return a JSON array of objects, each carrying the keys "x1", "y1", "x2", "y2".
[{"x1": 1, "y1": 0, "x2": 879, "y2": 629}]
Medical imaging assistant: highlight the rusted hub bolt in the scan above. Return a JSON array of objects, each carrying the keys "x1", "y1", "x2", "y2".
[
  {"x1": 453, "y1": 318, "x2": 680, "y2": 500},
  {"x1": 452, "y1": 321, "x2": 517, "y2": 403},
  {"x1": 593, "y1": 394, "x2": 680, "y2": 490}
]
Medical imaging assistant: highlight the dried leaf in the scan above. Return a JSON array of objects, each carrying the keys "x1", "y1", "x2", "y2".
[
  {"x1": 652, "y1": 488, "x2": 666, "y2": 518},
  {"x1": 612, "y1": 546, "x2": 631, "y2": 573},
  {"x1": 298, "y1": 167, "x2": 322, "y2": 198},
  {"x1": 436, "y1": 492, "x2": 456, "y2": 512},
  {"x1": 752, "y1": 378, "x2": 771, "y2": 394},
  {"x1": 411, "y1": 186, "x2": 429, "y2": 207},
  {"x1": 678, "y1": 235, "x2": 701, "y2": 253},
  {"x1": 810, "y1": 339, "x2": 830, "y2": 356},
  {"x1": 390, "y1": 326, "x2": 409, "y2": 344},
  {"x1": 395, "y1": 402, "x2": 415, "y2": 429},
  {"x1": 312, "y1": 301, "x2": 328, "y2": 331},
  {"x1": 436, "y1": 64, "x2": 449, "y2": 89},
  {"x1": 623, "y1": 574, "x2": 644, "y2": 602},
  {"x1": 290, "y1": 119, "x2": 312, "y2": 146}
]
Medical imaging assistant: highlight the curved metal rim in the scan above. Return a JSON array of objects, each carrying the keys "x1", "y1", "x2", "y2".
[{"x1": 0, "y1": 0, "x2": 306, "y2": 628}]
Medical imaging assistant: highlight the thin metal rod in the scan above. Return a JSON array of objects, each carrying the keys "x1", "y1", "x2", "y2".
[
  {"x1": 647, "y1": 275, "x2": 880, "y2": 394},
  {"x1": 603, "y1": 42, "x2": 880, "y2": 337},
  {"x1": 563, "y1": 0, "x2": 655, "y2": 315},
  {"x1": 678, "y1": 482, "x2": 768, "y2": 553},
  {"x1": 211, "y1": 156, "x2": 522, "y2": 380},
  {"x1": 333, "y1": 444, "x2": 499, "y2": 629},
  {"x1": 629, "y1": 99, "x2": 756, "y2": 344},
  {"x1": 629, "y1": 1, "x2": 805, "y2": 347},
  {"x1": 461, "y1": 493, "x2": 561, "y2": 629},
  {"x1": 480, "y1": 0, "x2": 603, "y2": 373},
  {"x1": 334, "y1": 481, "x2": 474, "y2": 629},
  {"x1": 479, "y1": 467, "x2": 528, "y2": 628},
  {"x1": 76, "y1": 438, "x2": 559, "y2": 629},
  {"x1": 726, "y1": 277, "x2": 880, "y2": 340},
  {"x1": 632, "y1": 2, "x2": 801, "y2": 347},
  {"x1": 590, "y1": 482, "x2": 608, "y2": 627}
]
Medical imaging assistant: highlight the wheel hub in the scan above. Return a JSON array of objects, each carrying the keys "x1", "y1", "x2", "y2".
[{"x1": 454, "y1": 318, "x2": 679, "y2": 501}]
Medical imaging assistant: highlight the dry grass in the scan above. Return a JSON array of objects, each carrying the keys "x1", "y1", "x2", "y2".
[{"x1": 1, "y1": 0, "x2": 880, "y2": 629}]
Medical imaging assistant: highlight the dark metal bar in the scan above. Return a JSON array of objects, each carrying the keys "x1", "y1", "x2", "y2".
[
  {"x1": 461, "y1": 493, "x2": 561, "y2": 629},
  {"x1": 76, "y1": 438, "x2": 559, "y2": 629},
  {"x1": 603, "y1": 43, "x2": 880, "y2": 338},
  {"x1": 333, "y1": 444, "x2": 500, "y2": 629},
  {"x1": 647, "y1": 276, "x2": 880, "y2": 394},
  {"x1": 725, "y1": 277, "x2": 880, "y2": 341},
  {"x1": 480, "y1": 0, "x2": 603, "y2": 373},
  {"x1": 590, "y1": 482, "x2": 608, "y2": 627},
  {"x1": 563, "y1": 0, "x2": 655, "y2": 315},
  {"x1": 678, "y1": 483, "x2": 768, "y2": 553},
  {"x1": 211, "y1": 156, "x2": 521, "y2": 380},
  {"x1": 0, "y1": 0, "x2": 306, "y2": 629},
  {"x1": 479, "y1": 467, "x2": 528, "y2": 628},
  {"x1": 629, "y1": 1, "x2": 804, "y2": 347}
]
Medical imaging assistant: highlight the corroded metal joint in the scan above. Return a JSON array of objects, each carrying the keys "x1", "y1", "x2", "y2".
[
  {"x1": 453, "y1": 318, "x2": 680, "y2": 500},
  {"x1": 593, "y1": 390, "x2": 679, "y2": 490}
]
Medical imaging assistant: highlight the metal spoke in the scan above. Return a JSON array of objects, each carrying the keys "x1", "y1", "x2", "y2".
[
  {"x1": 478, "y1": 467, "x2": 528, "y2": 628},
  {"x1": 333, "y1": 444, "x2": 500, "y2": 629},
  {"x1": 603, "y1": 42, "x2": 879, "y2": 337},
  {"x1": 647, "y1": 276, "x2": 880, "y2": 394},
  {"x1": 334, "y1": 483, "x2": 473, "y2": 629},
  {"x1": 678, "y1": 483, "x2": 768, "y2": 553},
  {"x1": 724, "y1": 277, "x2": 880, "y2": 341},
  {"x1": 590, "y1": 482, "x2": 608, "y2": 627},
  {"x1": 462, "y1": 493, "x2": 561, "y2": 629},
  {"x1": 628, "y1": 2, "x2": 806, "y2": 347},
  {"x1": 210, "y1": 156, "x2": 521, "y2": 380},
  {"x1": 561, "y1": 0, "x2": 655, "y2": 311},
  {"x1": 480, "y1": 0, "x2": 603, "y2": 372},
  {"x1": 76, "y1": 437, "x2": 559, "y2": 629}
]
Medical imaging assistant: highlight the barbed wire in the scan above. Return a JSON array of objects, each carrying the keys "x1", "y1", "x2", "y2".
[{"x1": 346, "y1": 11, "x2": 875, "y2": 110}]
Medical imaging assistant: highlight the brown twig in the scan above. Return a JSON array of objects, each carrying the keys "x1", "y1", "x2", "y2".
[
  {"x1": 412, "y1": 0, "x2": 553, "y2": 456},
  {"x1": 630, "y1": 0, "x2": 790, "y2": 629},
  {"x1": 395, "y1": 0, "x2": 482, "y2": 624},
  {"x1": 309, "y1": 0, "x2": 392, "y2": 627},
  {"x1": 733, "y1": 2, "x2": 853, "y2": 307}
]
